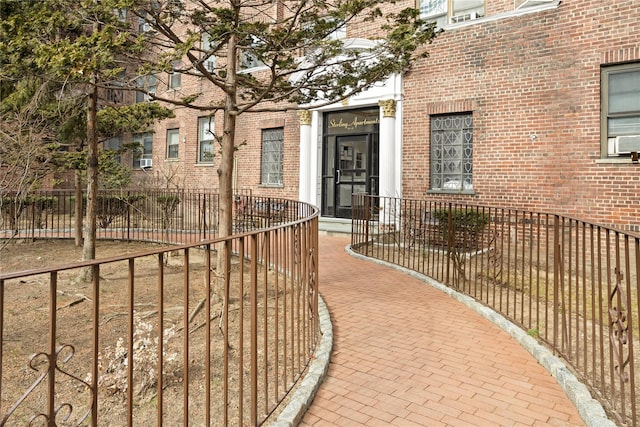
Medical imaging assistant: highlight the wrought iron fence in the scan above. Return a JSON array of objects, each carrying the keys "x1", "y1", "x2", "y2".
[
  {"x1": 0, "y1": 189, "x2": 273, "y2": 245},
  {"x1": 352, "y1": 194, "x2": 638, "y2": 427},
  {"x1": 0, "y1": 194, "x2": 319, "y2": 426}
]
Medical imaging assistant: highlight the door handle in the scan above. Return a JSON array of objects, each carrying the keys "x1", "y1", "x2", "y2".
[{"x1": 336, "y1": 170, "x2": 341, "y2": 184}]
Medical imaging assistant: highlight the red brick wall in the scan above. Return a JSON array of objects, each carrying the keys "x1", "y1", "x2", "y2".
[{"x1": 402, "y1": 0, "x2": 640, "y2": 232}]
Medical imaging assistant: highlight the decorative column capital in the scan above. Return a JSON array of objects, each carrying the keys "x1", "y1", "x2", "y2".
[
  {"x1": 378, "y1": 99, "x2": 396, "y2": 118},
  {"x1": 297, "y1": 109, "x2": 312, "y2": 126}
]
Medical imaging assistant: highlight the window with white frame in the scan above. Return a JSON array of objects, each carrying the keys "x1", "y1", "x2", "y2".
[
  {"x1": 166, "y1": 128, "x2": 180, "y2": 159},
  {"x1": 133, "y1": 133, "x2": 153, "y2": 169},
  {"x1": 201, "y1": 33, "x2": 217, "y2": 73},
  {"x1": 515, "y1": 0, "x2": 555, "y2": 9},
  {"x1": 261, "y1": 128, "x2": 284, "y2": 185},
  {"x1": 114, "y1": 8, "x2": 127, "y2": 22},
  {"x1": 602, "y1": 63, "x2": 640, "y2": 158},
  {"x1": 198, "y1": 116, "x2": 215, "y2": 164},
  {"x1": 430, "y1": 113, "x2": 473, "y2": 192},
  {"x1": 135, "y1": 75, "x2": 157, "y2": 103},
  {"x1": 169, "y1": 62, "x2": 181, "y2": 90},
  {"x1": 138, "y1": 16, "x2": 152, "y2": 33},
  {"x1": 418, "y1": 0, "x2": 485, "y2": 26},
  {"x1": 239, "y1": 35, "x2": 265, "y2": 71}
]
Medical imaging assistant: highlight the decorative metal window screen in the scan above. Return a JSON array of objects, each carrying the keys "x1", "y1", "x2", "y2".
[
  {"x1": 261, "y1": 128, "x2": 284, "y2": 185},
  {"x1": 430, "y1": 114, "x2": 473, "y2": 191}
]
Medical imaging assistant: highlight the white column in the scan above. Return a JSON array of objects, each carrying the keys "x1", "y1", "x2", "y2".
[
  {"x1": 309, "y1": 110, "x2": 319, "y2": 207},
  {"x1": 298, "y1": 110, "x2": 312, "y2": 204},
  {"x1": 378, "y1": 99, "x2": 397, "y2": 228}
]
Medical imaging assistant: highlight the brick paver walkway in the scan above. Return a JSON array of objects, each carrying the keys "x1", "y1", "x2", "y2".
[{"x1": 300, "y1": 235, "x2": 585, "y2": 426}]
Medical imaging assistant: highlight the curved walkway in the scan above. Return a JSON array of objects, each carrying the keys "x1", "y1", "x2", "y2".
[{"x1": 300, "y1": 235, "x2": 588, "y2": 426}]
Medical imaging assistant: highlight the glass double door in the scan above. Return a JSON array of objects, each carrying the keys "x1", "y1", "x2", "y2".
[{"x1": 322, "y1": 134, "x2": 378, "y2": 218}]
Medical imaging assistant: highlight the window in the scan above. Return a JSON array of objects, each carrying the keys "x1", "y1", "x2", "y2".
[
  {"x1": 240, "y1": 36, "x2": 265, "y2": 71},
  {"x1": 114, "y1": 8, "x2": 127, "y2": 22},
  {"x1": 198, "y1": 116, "x2": 214, "y2": 163},
  {"x1": 166, "y1": 129, "x2": 180, "y2": 159},
  {"x1": 601, "y1": 63, "x2": 640, "y2": 158},
  {"x1": 201, "y1": 33, "x2": 217, "y2": 73},
  {"x1": 515, "y1": 0, "x2": 555, "y2": 9},
  {"x1": 138, "y1": 16, "x2": 152, "y2": 33},
  {"x1": 103, "y1": 136, "x2": 122, "y2": 164},
  {"x1": 105, "y1": 84, "x2": 123, "y2": 105},
  {"x1": 169, "y1": 62, "x2": 181, "y2": 90},
  {"x1": 430, "y1": 113, "x2": 473, "y2": 192},
  {"x1": 168, "y1": 0, "x2": 183, "y2": 17},
  {"x1": 133, "y1": 133, "x2": 153, "y2": 169},
  {"x1": 418, "y1": 0, "x2": 484, "y2": 26},
  {"x1": 261, "y1": 128, "x2": 284, "y2": 185},
  {"x1": 135, "y1": 75, "x2": 157, "y2": 103}
]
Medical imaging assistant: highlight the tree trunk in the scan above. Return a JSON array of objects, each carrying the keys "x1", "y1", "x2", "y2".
[
  {"x1": 74, "y1": 170, "x2": 83, "y2": 247},
  {"x1": 82, "y1": 79, "x2": 99, "y2": 280},
  {"x1": 214, "y1": 28, "x2": 239, "y2": 302}
]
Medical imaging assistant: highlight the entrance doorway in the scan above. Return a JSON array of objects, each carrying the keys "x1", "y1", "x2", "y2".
[{"x1": 321, "y1": 108, "x2": 379, "y2": 219}]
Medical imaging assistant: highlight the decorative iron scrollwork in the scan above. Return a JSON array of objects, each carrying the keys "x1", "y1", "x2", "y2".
[
  {"x1": 308, "y1": 245, "x2": 317, "y2": 320},
  {"x1": 1, "y1": 344, "x2": 94, "y2": 426},
  {"x1": 487, "y1": 229, "x2": 503, "y2": 286},
  {"x1": 609, "y1": 268, "x2": 630, "y2": 383}
]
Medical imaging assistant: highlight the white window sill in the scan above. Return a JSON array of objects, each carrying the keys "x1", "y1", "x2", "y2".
[
  {"x1": 596, "y1": 158, "x2": 640, "y2": 165},
  {"x1": 238, "y1": 65, "x2": 268, "y2": 74},
  {"x1": 427, "y1": 189, "x2": 476, "y2": 195}
]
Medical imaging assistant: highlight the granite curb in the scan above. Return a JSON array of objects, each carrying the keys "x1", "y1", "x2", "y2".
[
  {"x1": 345, "y1": 245, "x2": 615, "y2": 427},
  {"x1": 270, "y1": 295, "x2": 333, "y2": 427}
]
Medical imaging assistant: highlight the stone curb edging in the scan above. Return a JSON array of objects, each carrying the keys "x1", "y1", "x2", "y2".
[
  {"x1": 345, "y1": 245, "x2": 615, "y2": 427},
  {"x1": 270, "y1": 295, "x2": 333, "y2": 427}
]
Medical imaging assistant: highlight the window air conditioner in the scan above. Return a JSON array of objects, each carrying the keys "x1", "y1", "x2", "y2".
[
  {"x1": 451, "y1": 12, "x2": 478, "y2": 23},
  {"x1": 614, "y1": 135, "x2": 640, "y2": 154},
  {"x1": 139, "y1": 158, "x2": 153, "y2": 169}
]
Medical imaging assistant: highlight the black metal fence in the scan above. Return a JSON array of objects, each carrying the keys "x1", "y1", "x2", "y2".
[
  {"x1": 352, "y1": 194, "x2": 638, "y2": 427},
  {"x1": 0, "y1": 189, "x2": 305, "y2": 245}
]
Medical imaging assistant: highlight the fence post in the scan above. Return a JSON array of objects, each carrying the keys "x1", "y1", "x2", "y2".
[
  {"x1": 126, "y1": 190, "x2": 131, "y2": 242},
  {"x1": 446, "y1": 203, "x2": 453, "y2": 286},
  {"x1": 553, "y1": 215, "x2": 560, "y2": 353},
  {"x1": 202, "y1": 194, "x2": 207, "y2": 240},
  {"x1": 365, "y1": 195, "x2": 370, "y2": 249}
]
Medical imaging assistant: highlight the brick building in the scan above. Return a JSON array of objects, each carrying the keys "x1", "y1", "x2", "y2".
[{"x1": 136, "y1": 0, "x2": 640, "y2": 232}]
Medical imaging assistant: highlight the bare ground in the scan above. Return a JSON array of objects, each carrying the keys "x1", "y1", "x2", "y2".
[{"x1": 1, "y1": 239, "x2": 305, "y2": 426}]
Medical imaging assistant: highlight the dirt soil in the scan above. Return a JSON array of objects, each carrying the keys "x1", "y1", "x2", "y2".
[{"x1": 0, "y1": 239, "x2": 303, "y2": 426}]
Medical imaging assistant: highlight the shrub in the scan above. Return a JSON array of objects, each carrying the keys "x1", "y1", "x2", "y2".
[{"x1": 432, "y1": 207, "x2": 489, "y2": 250}]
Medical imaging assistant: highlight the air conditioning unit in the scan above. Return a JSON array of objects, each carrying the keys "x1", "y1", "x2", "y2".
[
  {"x1": 139, "y1": 158, "x2": 153, "y2": 169},
  {"x1": 614, "y1": 135, "x2": 640, "y2": 154},
  {"x1": 451, "y1": 12, "x2": 479, "y2": 23}
]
